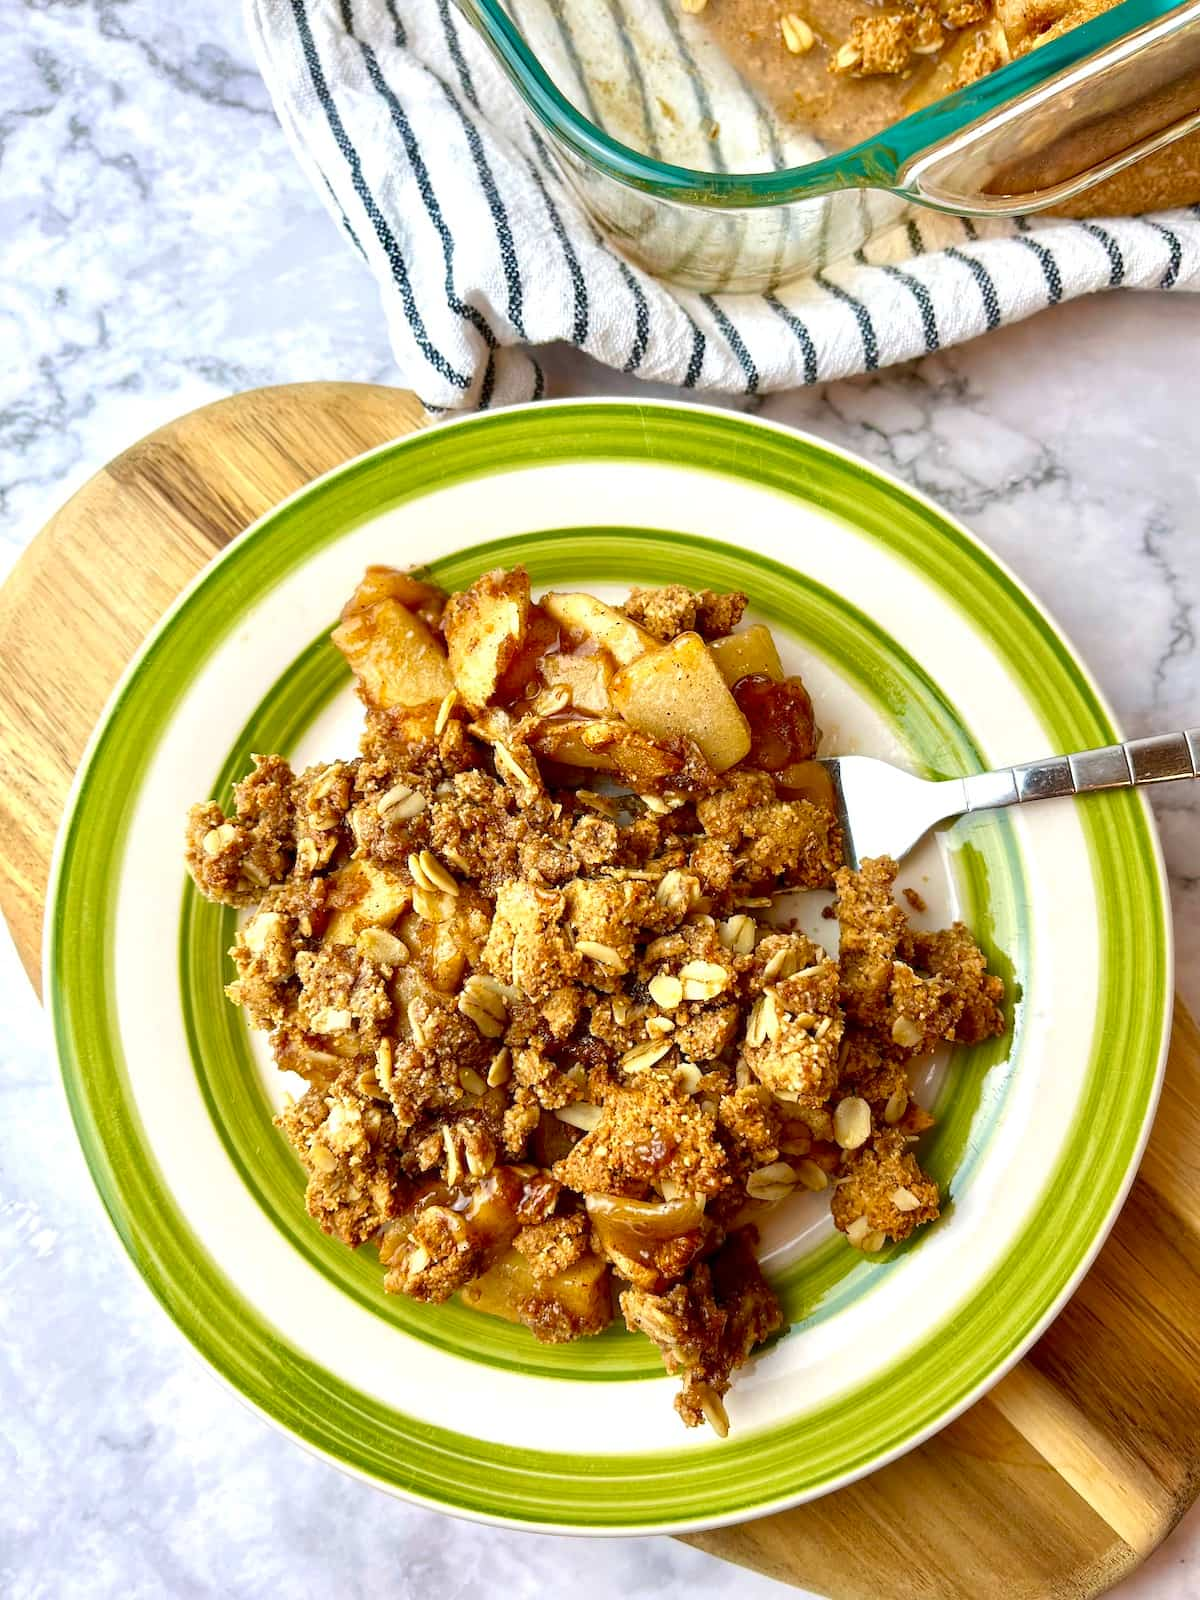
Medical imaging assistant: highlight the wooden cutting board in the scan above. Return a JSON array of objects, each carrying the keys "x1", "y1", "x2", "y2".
[{"x1": 4, "y1": 381, "x2": 1198, "y2": 1600}]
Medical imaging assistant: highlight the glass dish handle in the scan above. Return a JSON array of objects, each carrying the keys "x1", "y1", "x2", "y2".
[{"x1": 897, "y1": 0, "x2": 1200, "y2": 213}]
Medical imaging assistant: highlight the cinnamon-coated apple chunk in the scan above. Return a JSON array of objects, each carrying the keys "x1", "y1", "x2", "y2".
[
  {"x1": 709, "y1": 624, "x2": 783, "y2": 686},
  {"x1": 332, "y1": 583, "x2": 454, "y2": 711},
  {"x1": 610, "y1": 633, "x2": 751, "y2": 772},
  {"x1": 530, "y1": 716, "x2": 688, "y2": 785},
  {"x1": 537, "y1": 650, "x2": 614, "y2": 714},
  {"x1": 460, "y1": 1245, "x2": 612, "y2": 1340},
  {"x1": 339, "y1": 564, "x2": 446, "y2": 628},
  {"x1": 442, "y1": 567, "x2": 557, "y2": 708},
  {"x1": 540, "y1": 591, "x2": 658, "y2": 667},
  {"x1": 322, "y1": 860, "x2": 412, "y2": 945}
]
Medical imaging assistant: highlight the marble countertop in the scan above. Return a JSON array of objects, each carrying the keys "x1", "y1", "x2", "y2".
[{"x1": 2, "y1": 3, "x2": 1198, "y2": 1597}]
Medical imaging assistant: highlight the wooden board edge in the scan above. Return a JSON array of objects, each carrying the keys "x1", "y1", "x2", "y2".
[{"x1": 0, "y1": 382, "x2": 429, "y2": 993}]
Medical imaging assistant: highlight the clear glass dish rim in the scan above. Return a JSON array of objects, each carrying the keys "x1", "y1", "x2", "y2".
[{"x1": 458, "y1": 0, "x2": 1191, "y2": 205}]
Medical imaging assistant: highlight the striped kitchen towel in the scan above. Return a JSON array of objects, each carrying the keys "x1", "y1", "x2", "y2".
[{"x1": 247, "y1": 0, "x2": 1200, "y2": 410}]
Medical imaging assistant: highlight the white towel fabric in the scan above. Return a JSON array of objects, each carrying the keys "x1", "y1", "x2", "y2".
[{"x1": 247, "y1": 0, "x2": 1200, "y2": 411}]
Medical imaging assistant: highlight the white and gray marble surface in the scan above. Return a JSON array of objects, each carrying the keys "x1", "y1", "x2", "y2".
[{"x1": 2, "y1": 3, "x2": 1198, "y2": 1597}]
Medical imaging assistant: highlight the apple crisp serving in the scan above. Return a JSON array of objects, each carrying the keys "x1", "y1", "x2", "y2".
[{"x1": 185, "y1": 566, "x2": 1005, "y2": 1436}]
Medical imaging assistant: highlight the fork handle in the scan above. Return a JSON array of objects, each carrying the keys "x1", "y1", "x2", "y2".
[{"x1": 960, "y1": 729, "x2": 1200, "y2": 812}]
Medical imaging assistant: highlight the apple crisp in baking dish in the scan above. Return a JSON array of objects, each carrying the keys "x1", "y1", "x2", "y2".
[
  {"x1": 185, "y1": 567, "x2": 1004, "y2": 1435},
  {"x1": 686, "y1": 0, "x2": 1200, "y2": 222},
  {"x1": 690, "y1": 0, "x2": 1130, "y2": 145}
]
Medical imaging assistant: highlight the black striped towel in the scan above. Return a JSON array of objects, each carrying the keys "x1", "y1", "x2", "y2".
[{"x1": 247, "y1": 0, "x2": 1200, "y2": 410}]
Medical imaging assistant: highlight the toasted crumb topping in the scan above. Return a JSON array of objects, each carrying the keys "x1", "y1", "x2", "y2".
[
  {"x1": 513, "y1": 1211, "x2": 591, "y2": 1280},
  {"x1": 622, "y1": 584, "x2": 749, "y2": 643},
  {"x1": 831, "y1": 1130, "x2": 942, "y2": 1245}
]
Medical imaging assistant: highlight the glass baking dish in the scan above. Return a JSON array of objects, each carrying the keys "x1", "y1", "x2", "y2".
[{"x1": 455, "y1": 0, "x2": 1200, "y2": 289}]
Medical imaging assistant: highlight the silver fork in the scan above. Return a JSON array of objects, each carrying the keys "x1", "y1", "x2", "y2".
[{"x1": 821, "y1": 729, "x2": 1200, "y2": 869}]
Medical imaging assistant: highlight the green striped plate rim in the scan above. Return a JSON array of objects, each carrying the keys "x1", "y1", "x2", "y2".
[{"x1": 47, "y1": 400, "x2": 1171, "y2": 1532}]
